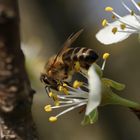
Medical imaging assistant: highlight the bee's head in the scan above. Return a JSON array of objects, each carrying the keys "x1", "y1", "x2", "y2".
[
  {"x1": 40, "y1": 73, "x2": 50, "y2": 86},
  {"x1": 40, "y1": 73, "x2": 58, "y2": 88}
]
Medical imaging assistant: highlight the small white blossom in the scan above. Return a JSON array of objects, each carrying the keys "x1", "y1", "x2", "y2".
[
  {"x1": 96, "y1": 0, "x2": 140, "y2": 45},
  {"x1": 44, "y1": 64, "x2": 102, "y2": 122}
]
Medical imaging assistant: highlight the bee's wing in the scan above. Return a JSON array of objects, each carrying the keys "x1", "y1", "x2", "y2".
[
  {"x1": 62, "y1": 29, "x2": 84, "y2": 52},
  {"x1": 52, "y1": 29, "x2": 84, "y2": 65}
]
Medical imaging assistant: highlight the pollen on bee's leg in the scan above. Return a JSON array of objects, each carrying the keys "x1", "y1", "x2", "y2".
[
  {"x1": 49, "y1": 116, "x2": 57, "y2": 122},
  {"x1": 73, "y1": 80, "x2": 83, "y2": 89},
  {"x1": 44, "y1": 105, "x2": 52, "y2": 112}
]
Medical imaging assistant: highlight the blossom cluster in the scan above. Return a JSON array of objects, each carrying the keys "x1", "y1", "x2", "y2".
[
  {"x1": 42, "y1": 0, "x2": 140, "y2": 124},
  {"x1": 96, "y1": 0, "x2": 140, "y2": 44},
  {"x1": 43, "y1": 53, "x2": 136, "y2": 125}
]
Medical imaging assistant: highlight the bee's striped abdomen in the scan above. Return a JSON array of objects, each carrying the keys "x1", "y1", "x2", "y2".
[{"x1": 62, "y1": 47, "x2": 98, "y2": 70}]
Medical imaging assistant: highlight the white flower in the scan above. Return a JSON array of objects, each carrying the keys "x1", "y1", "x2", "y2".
[
  {"x1": 45, "y1": 65, "x2": 101, "y2": 122},
  {"x1": 44, "y1": 53, "x2": 110, "y2": 122},
  {"x1": 44, "y1": 65, "x2": 101, "y2": 122},
  {"x1": 96, "y1": 0, "x2": 140, "y2": 45}
]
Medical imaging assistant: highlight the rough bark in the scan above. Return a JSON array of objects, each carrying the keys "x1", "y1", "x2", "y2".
[{"x1": 0, "y1": 0, "x2": 38, "y2": 139}]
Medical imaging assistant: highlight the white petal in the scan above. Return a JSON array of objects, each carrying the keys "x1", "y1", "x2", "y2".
[
  {"x1": 85, "y1": 65, "x2": 101, "y2": 115},
  {"x1": 96, "y1": 15, "x2": 138, "y2": 45},
  {"x1": 120, "y1": 14, "x2": 140, "y2": 28}
]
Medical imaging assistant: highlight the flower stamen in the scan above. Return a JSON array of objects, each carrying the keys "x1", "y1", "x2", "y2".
[
  {"x1": 121, "y1": 0, "x2": 140, "y2": 23},
  {"x1": 112, "y1": 14, "x2": 116, "y2": 19},
  {"x1": 49, "y1": 116, "x2": 57, "y2": 122},
  {"x1": 102, "y1": 53, "x2": 110, "y2": 70},
  {"x1": 112, "y1": 27, "x2": 118, "y2": 34},
  {"x1": 102, "y1": 19, "x2": 108, "y2": 27},
  {"x1": 48, "y1": 91, "x2": 53, "y2": 97},
  {"x1": 44, "y1": 105, "x2": 52, "y2": 112},
  {"x1": 105, "y1": 7, "x2": 114, "y2": 12},
  {"x1": 54, "y1": 100, "x2": 60, "y2": 106},
  {"x1": 131, "y1": 10, "x2": 134, "y2": 16},
  {"x1": 103, "y1": 53, "x2": 110, "y2": 60},
  {"x1": 105, "y1": 4, "x2": 140, "y2": 30},
  {"x1": 55, "y1": 102, "x2": 86, "y2": 118},
  {"x1": 58, "y1": 85, "x2": 68, "y2": 95},
  {"x1": 73, "y1": 80, "x2": 83, "y2": 89},
  {"x1": 120, "y1": 23, "x2": 126, "y2": 30},
  {"x1": 137, "y1": 2, "x2": 140, "y2": 7},
  {"x1": 131, "y1": 0, "x2": 140, "y2": 12}
]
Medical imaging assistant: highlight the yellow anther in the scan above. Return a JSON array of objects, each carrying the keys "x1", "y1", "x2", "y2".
[
  {"x1": 73, "y1": 80, "x2": 83, "y2": 89},
  {"x1": 137, "y1": 2, "x2": 140, "y2": 7},
  {"x1": 112, "y1": 14, "x2": 116, "y2": 19},
  {"x1": 49, "y1": 116, "x2": 57, "y2": 122},
  {"x1": 54, "y1": 100, "x2": 60, "y2": 106},
  {"x1": 105, "y1": 7, "x2": 114, "y2": 12},
  {"x1": 63, "y1": 88, "x2": 68, "y2": 94},
  {"x1": 112, "y1": 27, "x2": 118, "y2": 34},
  {"x1": 48, "y1": 92, "x2": 53, "y2": 97},
  {"x1": 58, "y1": 85, "x2": 63, "y2": 92},
  {"x1": 131, "y1": 10, "x2": 134, "y2": 15},
  {"x1": 53, "y1": 94, "x2": 58, "y2": 101},
  {"x1": 44, "y1": 105, "x2": 52, "y2": 112},
  {"x1": 102, "y1": 19, "x2": 108, "y2": 27},
  {"x1": 120, "y1": 24, "x2": 126, "y2": 30},
  {"x1": 103, "y1": 53, "x2": 110, "y2": 60},
  {"x1": 74, "y1": 61, "x2": 80, "y2": 72},
  {"x1": 58, "y1": 85, "x2": 68, "y2": 94},
  {"x1": 63, "y1": 83, "x2": 68, "y2": 87}
]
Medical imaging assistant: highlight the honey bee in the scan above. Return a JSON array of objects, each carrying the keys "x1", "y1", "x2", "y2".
[{"x1": 40, "y1": 29, "x2": 98, "y2": 93}]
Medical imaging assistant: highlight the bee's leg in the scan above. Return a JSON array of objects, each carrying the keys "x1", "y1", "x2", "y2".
[
  {"x1": 56, "y1": 80, "x2": 64, "y2": 87},
  {"x1": 56, "y1": 81, "x2": 62, "y2": 91},
  {"x1": 45, "y1": 86, "x2": 51, "y2": 97},
  {"x1": 59, "y1": 81, "x2": 64, "y2": 86}
]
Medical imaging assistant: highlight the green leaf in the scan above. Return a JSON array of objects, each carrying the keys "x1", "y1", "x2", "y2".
[
  {"x1": 81, "y1": 109, "x2": 98, "y2": 126},
  {"x1": 102, "y1": 78, "x2": 125, "y2": 91}
]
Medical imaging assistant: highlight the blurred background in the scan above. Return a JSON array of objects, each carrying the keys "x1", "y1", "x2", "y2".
[{"x1": 19, "y1": 0, "x2": 140, "y2": 140}]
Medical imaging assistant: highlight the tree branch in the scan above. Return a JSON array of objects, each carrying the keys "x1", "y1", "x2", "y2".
[{"x1": 0, "y1": 0, "x2": 38, "y2": 139}]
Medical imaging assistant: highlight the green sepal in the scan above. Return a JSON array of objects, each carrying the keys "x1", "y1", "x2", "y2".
[
  {"x1": 102, "y1": 78, "x2": 125, "y2": 91},
  {"x1": 81, "y1": 109, "x2": 98, "y2": 126},
  {"x1": 93, "y1": 63, "x2": 103, "y2": 78}
]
